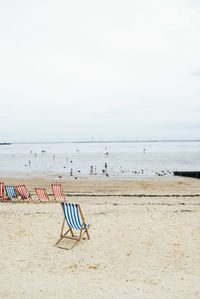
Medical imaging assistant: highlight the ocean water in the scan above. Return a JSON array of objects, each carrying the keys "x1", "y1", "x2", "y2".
[{"x1": 0, "y1": 141, "x2": 199, "y2": 177}]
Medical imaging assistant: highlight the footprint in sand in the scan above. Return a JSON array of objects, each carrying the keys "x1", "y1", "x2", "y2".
[{"x1": 88, "y1": 265, "x2": 99, "y2": 270}]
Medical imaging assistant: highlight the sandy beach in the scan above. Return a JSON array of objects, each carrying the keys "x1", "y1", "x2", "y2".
[
  {"x1": 0, "y1": 176, "x2": 200, "y2": 298},
  {"x1": 1, "y1": 0, "x2": 200, "y2": 296}
]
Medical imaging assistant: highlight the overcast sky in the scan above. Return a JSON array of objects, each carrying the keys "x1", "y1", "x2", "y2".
[{"x1": 0, "y1": 0, "x2": 200, "y2": 142}]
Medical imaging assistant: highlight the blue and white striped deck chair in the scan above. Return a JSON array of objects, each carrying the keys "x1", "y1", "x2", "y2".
[
  {"x1": 5, "y1": 186, "x2": 17, "y2": 200},
  {"x1": 54, "y1": 202, "x2": 91, "y2": 250}
]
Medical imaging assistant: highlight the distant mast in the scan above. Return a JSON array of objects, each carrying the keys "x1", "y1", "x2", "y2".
[{"x1": 92, "y1": 136, "x2": 94, "y2": 143}]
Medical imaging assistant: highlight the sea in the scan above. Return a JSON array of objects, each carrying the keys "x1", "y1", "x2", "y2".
[{"x1": 0, "y1": 141, "x2": 199, "y2": 178}]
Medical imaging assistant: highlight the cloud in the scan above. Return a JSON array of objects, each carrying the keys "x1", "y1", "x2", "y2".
[
  {"x1": 192, "y1": 70, "x2": 200, "y2": 76},
  {"x1": 0, "y1": 0, "x2": 200, "y2": 141}
]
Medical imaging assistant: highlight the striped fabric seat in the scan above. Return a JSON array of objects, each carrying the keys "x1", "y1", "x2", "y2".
[
  {"x1": 51, "y1": 184, "x2": 65, "y2": 201},
  {"x1": 62, "y1": 203, "x2": 89, "y2": 230},
  {"x1": 16, "y1": 185, "x2": 31, "y2": 199},
  {"x1": 35, "y1": 188, "x2": 49, "y2": 201},
  {"x1": 5, "y1": 186, "x2": 16, "y2": 199}
]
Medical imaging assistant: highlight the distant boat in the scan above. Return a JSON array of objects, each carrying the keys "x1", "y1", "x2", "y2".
[{"x1": 0, "y1": 143, "x2": 11, "y2": 145}]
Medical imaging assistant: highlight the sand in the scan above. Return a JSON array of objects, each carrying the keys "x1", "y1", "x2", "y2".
[
  {"x1": 1, "y1": 174, "x2": 200, "y2": 196},
  {"x1": 0, "y1": 176, "x2": 200, "y2": 298}
]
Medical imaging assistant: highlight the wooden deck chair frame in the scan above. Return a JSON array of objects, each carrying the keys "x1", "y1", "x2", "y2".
[
  {"x1": 14, "y1": 186, "x2": 20, "y2": 201},
  {"x1": 35, "y1": 187, "x2": 50, "y2": 202},
  {"x1": 0, "y1": 182, "x2": 5, "y2": 201},
  {"x1": 51, "y1": 184, "x2": 65, "y2": 202},
  {"x1": 54, "y1": 203, "x2": 91, "y2": 250},
  {"x1": 15, "y1": 185, "x2": 32, "y2": 201}
]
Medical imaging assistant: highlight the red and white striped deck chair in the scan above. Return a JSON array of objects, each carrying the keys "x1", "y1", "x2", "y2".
[
  {"x1": 0, "y1": 182, "x2": 5, "y2": 201},
  {"x1": 16, "y1": 185, "x2": 32, "y2": 200},
  {"x1": 35, "y1": 188, "x2": 49, "y2": 202},
  {"x1": 51, "y1": 184, "x2": 65, "y2": 202}
]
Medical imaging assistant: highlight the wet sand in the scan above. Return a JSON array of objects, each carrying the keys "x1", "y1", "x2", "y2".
[{"x1": 1, "y1": 175, "x2": 200, "y2": 196}]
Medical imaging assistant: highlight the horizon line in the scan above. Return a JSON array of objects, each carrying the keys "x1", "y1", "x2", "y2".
[{"x1": 4, "y1": 139, "x2": 200, "y2": 144}]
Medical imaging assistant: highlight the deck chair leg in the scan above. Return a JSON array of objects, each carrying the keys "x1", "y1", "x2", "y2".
[
  {"x1": 78, "y1": 205, "x2": 90, "y2": 240},
  {"x1": 69, "y1": 228, "x2": 83, "y2": 250},
  {"x1": 55, "y1": 229, "x2": 80, "y2": 250},
  {"x1": 56, "y1": 227, "x2": 83, "y2": 250},
  {"x1": 79, "y1": 228, "x2": 83, "y2": 241},
  {"x1": 70, "y1": 239, "x2": 80, "y2": 250},
  {"x1": 70, "y1": 228, "x2": 74, "y2": 237},
  {"x1": 60, "y1": 217, "x2": 65, "y2": 237},
  {"x1": 55, "y1": 217, "x2": 75, "y2": 247},
  {"x1": 84, "y1": 225, "x2": 90, "y2": 240},
  {"x1": 80, "y1": 226, "x2": 90, "y2": 240},
  {"x1": 54, "y1": 228, "x2": 72, "y2": 246}
]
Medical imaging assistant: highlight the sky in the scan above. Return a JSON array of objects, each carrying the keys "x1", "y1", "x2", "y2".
[{"x1": 0, "y1": 0, "x2": 200, "y2": 142}]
